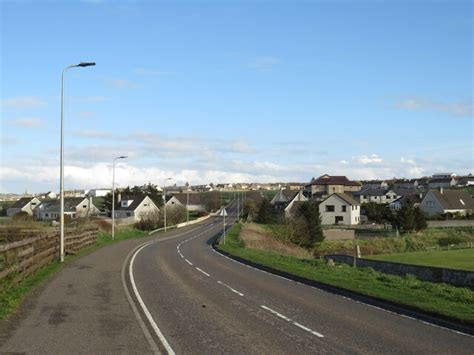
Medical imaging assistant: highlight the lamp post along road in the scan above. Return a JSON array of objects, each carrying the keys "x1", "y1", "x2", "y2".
[
  {"x1": 112, "y1": 156, "x2": 127, "y2": 240},
  {"x1": 186, "y1": 182, "x2": 190, "y2": 225},
  {"x1": 59, "y1": 62, "x2": 95, "y2": 263}
]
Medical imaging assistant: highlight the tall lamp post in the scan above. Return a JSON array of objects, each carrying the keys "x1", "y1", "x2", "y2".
[
  {"x1": 163, "y1": 177, "x2": 172, "y2": 232},
  {"x1": 112, "y1": 156, "x2": 127, "y2": 240},
  {"x1": 186, "y1": 182, "x2": 190, "y2": 225},
  {"x1": 59, "y1": 62, "x2": 95, "y2": 263}
]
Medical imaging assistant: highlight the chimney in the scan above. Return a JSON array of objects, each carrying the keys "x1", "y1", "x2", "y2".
[
  {"x1": 118, "y1": 193, "x2": 122, "y2": 203},
  {"x1": 439, "y1": 187, "x2": 443, "y2": 194}
]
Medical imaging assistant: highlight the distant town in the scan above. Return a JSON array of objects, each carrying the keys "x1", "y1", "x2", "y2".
[{"x1": 2, "y1": 172, "x2": 473, "y2": 226}]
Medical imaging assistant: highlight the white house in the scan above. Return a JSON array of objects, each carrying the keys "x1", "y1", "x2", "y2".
[
  {"x1": 419, "y1": 189, "x2": 474, "y2": 217},
  {"x1": 165, "y1": 193, "x2": 206, "y2": 213},
  {"x1": 35, "y1": 197, "x2": 100, "y2": 220},
  {"x1": 114, "y1": 195, "x2": 160, "y2": 221},
  {"x1": 319, "y1": 193, "x2": 360, "y2": 225},
  {"x1": 7, "y1": 197, "x2": 41, "y2": 216}
]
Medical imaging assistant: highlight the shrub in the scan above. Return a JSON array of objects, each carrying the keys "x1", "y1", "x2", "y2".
[{"x1": 438, "y1": 235, "x2": 468, "y2": 247}]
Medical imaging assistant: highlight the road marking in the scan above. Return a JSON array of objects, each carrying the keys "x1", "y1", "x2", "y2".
[
  {"x1": 195, "y1": 267, "x2": 211, "y2": 277},
  {"x1": 217, "y1": 280, "x2": 244, "y2": 297},
  {"x1": 129, "y1": 242, "x2": 176, "y2": 355},
  {"x1": 261, "y1": 305, "x2": 324, "y2": 338},
  {"x1": 185, "y1": 259, "x2": 193, "y2": 266}
]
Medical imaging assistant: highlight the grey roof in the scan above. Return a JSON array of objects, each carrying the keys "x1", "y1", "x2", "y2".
[
  {"x1": 391, "y1": 188, "x2": 418, "y2": 196},
  {"x1": 39, "y1": 198, "x2": 87, "y2": 212},
  {"x1": 327, "y1": 193, "x2": 359, "y2": 205},
  {"x1": 10, "y1": 197, "x2": 35, "y2": 209},
  {"x1": 429, "y1": 189, "x2": 474, "y2": 210},
  {"x1": 355, "y1": 188, "x2": 387, "y2": 196},
  {"x1": 170, "y1": 193, "x2": 203, "y2": 205},
  {"x1": 429, "y1": 178, "x2": 453, "y2": 184},
  {"x1": 115, "y1": 195, "x2": 149, "y2": 211}
]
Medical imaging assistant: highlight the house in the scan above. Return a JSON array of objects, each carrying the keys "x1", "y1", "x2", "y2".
[
  {"x1": 428, "y1": 177, "x2": 458, "y2": 189},
  {"x1": 113, "y1": 195, "x2": 160, "y2": 221},
  {"x1": 306, "y1": 174, "x2": 362, "y2": 198},
  {"x1": 392, "y1": 179, "x2": 419, "y2": 189},
  {"x1": 457, "y1": 176, "x2": 474, "y2": 187},
  {"x1": 270, "y1": 189, "x2": 296, "y2": 206},
  {"x1": 165, "y1": 193, "x2": 206, "y2": 212},
  {"x1": 64, "y1": 189, "x2": 86, "y2": 197},
  {"x1": 35, "y1": 197, "x2": 100, "y2": 220},
  {"x1": 283, "y1": 190, "x2": 308, "y2": 217},
  {"x1": 37, "y1": 191, "x2": 57, "y2": 199},
  {"x1": 389, "y1": 193, "x2": 424, "y2": 211},
  {"x1": 419, "y1": 189, "x2": 474, "y2": 217},
  {"x1": 360, "y1": 180, "x2": 389, "y2": 190},
  {"x1": 7, "y1": 197, "x2": 41, "y2": 216},
  {"x1": 319, "y1": 193, "x2": 360, "y2": 225}
]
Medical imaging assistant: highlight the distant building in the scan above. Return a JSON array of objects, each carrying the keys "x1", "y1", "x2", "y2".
[
  {"x1": 319, "y1": 193, "x2": 360, "y2": 225},
  {"x1": 7, "y1": 197, "x2": 41, "y2": 216},
  {"x1": 306, "y1": 174, "x2": 361, "y2": 199},
  {"x1": 35, "y1": 197, "x2": 99, "y2": 220},
  {"x1": 87, "y1": 189, "x2": 111, "y2": 197},
  {"x1": 166, "y1": 193, "x2": 206, "y2": 212}
]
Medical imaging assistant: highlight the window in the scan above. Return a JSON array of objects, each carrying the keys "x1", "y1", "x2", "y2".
[
  {"x1": 31, "y1": 202, "x2": 37, "y2": 206},
  {"x1": 426, "y1": 201, "x2": 435, "y2": 207},
  {"x1": 144, "y1": 203, "x2": 148, "y2": 206},
  {"x1": 82, "y1": 205, "x2": 87, "y2": 208},
  {"x1": 326, "y1": 205, "x2": 335, "y2": 212},
  {"x1": 45, "y1": 213, "x2": 49, "y2": 217},
  {"x1": 341, "y1": 205, "x2": 346, "y2": 212}
]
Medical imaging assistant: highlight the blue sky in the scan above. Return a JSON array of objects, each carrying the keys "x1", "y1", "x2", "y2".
[{"x1": 1, "y1": 0, "x2": 472, "y2": 193}]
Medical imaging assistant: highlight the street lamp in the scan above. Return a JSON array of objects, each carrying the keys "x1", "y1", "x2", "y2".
[
  {"x1": 163, "y1": 177, "x2": 172, "y2": 232},
  {"x1": 186, "y1": 182, "x2": 190, "y2": 225},
  {"x1": 59, "y1": 61, "x2": 95, "y2": 263},
  {"x1": 112, "y1": 156, "x2": 127, "y2": 240}
]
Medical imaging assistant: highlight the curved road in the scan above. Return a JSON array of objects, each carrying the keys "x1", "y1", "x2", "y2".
[{"x1": 126, "y1": 204, "x2": 474, "y2": 354}]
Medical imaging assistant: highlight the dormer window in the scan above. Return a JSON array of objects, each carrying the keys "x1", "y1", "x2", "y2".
[{"x1": 121, "y1": 200, "x2": 133, "y2": 207}]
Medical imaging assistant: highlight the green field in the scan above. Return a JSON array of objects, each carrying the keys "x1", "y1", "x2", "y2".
[
  {"x1": 369, "y1": 249, "x2": 474, "y2": 271},
  {"x1": 217, "y1": 224, "x2": 474, "y2": 323}
]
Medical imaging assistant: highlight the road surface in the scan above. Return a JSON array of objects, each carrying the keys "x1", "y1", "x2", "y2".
[{"x1": 1, "y1": 204, "x2": 473, "y2": 354}]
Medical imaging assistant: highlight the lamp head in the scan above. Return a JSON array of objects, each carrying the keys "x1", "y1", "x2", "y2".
[{"x1": 77, "y1": 62, "x2": 96, "y2": 67}]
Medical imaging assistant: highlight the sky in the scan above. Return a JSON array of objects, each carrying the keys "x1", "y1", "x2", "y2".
[{"x1": 0, "y1": 0, "x2": 472, "y2": 194}]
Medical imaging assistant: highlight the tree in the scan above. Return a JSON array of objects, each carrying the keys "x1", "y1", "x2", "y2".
[
  {"x1": 413, "y1": 207, "x2": 427, "y2": 231},
  {"x1": 394, "y1": 200, "x2": 415, "y2": 233},
  {"x1": 293, "y1": 201, "x2": 324, "y2": 248},
  {"x1": 363, "y1": 202, "x2": 392, "y2": 224},
  {"x1": 256, "y1": 198, "x2": 275, "y2": 224},
  {"x1": 201, "y1": 191, "x2": 220, "y2": 212}
]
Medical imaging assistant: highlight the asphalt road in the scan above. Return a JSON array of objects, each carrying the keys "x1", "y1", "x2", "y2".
[
  {"x1": 127, "y1": 204, "x2": 474, "y2": 354},
  {"x1": 1, "y1": 205, "x2": 473, "y2": 354}
]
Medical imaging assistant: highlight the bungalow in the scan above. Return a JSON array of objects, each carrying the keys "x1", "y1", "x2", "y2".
[
  {"x1": 392, "y1": 179, "x2": 419, "y2": 190},
  {"x1": 113, "y1": 195, "x2": 160, "y2": 221},
  {"x1": 419, "y1": 189, "x2": 474, "y2": 217},
  {"x1": 35, "y1": 197, "x2": 100, "y2": 220},
  {"x1": 389, "y1": 193, "x2": 423, "y2": 211},
  {"x1": 457, "y1": 176, "x2": 474, "y2": 187},
  {"x1": 360, "y1": 180, "x2": 389, "y2": 190},
  {"x1": 319, "y1": 193, "x2": 360, "y2": 225},
  {"x1": 7, "y1": 197, "x2": 41, "y2": 216},
  {"x1": 428, "y1": 177, "x2": 458, "y2": 189},
  {"x1": 165, "y1": 193, "x2": 206, "y2": 212}
]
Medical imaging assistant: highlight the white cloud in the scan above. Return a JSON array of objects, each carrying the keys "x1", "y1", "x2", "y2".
[
  {"x1": 1, "y1": 96, "x2": 47, "y2": 111},
  {"x1": 353, "y1": 154, "x2": 383, "y2": 165},
  {"x1": 248, "y1": 56, "x2": 280, "y2": 70},
  {"x1": 7, "y1": 117, "x2": 43, "y2": 128},
  {"x1": 393, "y1": 97, "x2": 472, "y2": 118},
  {"x1": 72, "y1": 130, "x2": 113, "y2": 138},
  {"x1": 228, "y1": 140, "x2": 256, "y2": 154}
]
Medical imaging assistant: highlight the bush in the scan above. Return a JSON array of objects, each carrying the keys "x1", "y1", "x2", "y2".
[
  {"x1": 135, "y1": 211, "x2": 160, "y2": 231},
  {"x1": 438, "y1": 235, "x2": 468, "y2": 247}
]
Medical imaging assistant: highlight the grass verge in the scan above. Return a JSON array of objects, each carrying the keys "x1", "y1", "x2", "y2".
[
  {"x1": 368, "y1": 248, "x2": 474, "y2": 271},
  {"x1": 0, "y1": 227, "x2": 147, "y2": 320},
  {"x1": 217, "y1": 224, "x2": 474, "y2": 324}
]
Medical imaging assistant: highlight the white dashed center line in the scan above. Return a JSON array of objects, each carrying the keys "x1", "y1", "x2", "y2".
[
  {"x1": 195, "y1": 267, "x2": 211, "y2": 277},
  {"x1": 261, "y1": 305, "x2": 324, "y2": 338},
  {"x1": 217, "y1": 280, "x2": 244, "y2": 297}
]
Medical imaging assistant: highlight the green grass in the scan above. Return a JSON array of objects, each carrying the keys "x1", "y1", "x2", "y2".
[
  {"x1": 368, "y1": 248, "x2": 474, "y2": 271},
  {"x1": 217, "y1": 224, "x2": 474, "y2": 324},
  {"x1": 0, "y1": 227, "x2": 147, "y2": 320}
]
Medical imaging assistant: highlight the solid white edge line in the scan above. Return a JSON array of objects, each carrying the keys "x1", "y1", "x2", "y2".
[
  {"x1": 130, "y1": 243, "x2": 176, "y2": 355},
  {"x1": 260, "y1": 305, "x2": 324, "y2": 338},
  {"x1": 185, "y1": 259, "x2": 193, "y2": 266},
  {"x1": 195, "y1": 267, "x2": 211, "y2": 277},
  {"x1": 212, "y1": 243, "x2": 473, "y2": 338}
]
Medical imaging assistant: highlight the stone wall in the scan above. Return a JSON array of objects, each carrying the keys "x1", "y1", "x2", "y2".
[
  {"x1": 323, "y1": 229, "x2": 355, "y2": 241},
  {"x1": 324, "y1": 254, "x2": 474, "y2": 288}
]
